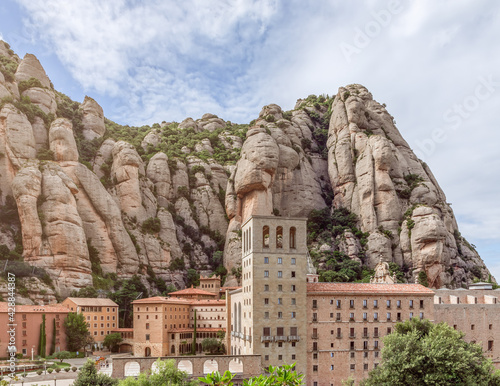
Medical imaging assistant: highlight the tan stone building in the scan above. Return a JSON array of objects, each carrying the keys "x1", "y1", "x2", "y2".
[
  {"x1": 434, "y1": 284, "x2": 500, "y2": 368},
  {"x1": 61, "y1": 297, "x2": 118, "y2": 348},
  {"x1": 0, "y1": 302, "x2": 69, "y2": 357},
  {"x1": 132, "y1": 296, "x2": 226, "y2": 357},
  {"x1": 228, "y1": 215, "x2": 309, "y2": 375},
  {"x1": 306, "y1": 282, "x2": 434, "y2": 385}
]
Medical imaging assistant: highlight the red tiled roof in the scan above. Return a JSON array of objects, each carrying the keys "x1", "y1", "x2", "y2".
[
  {"x1": 307, "y1": 283, "x2": 435, "y2": 295},
  {"x1": 132, "y1": 296, "x2": 190, "y2": 305},
  {"x1": 63, "y1": 297, "x2": 119, "y2": 307},
  {"x1": 189, "y1": 299, "x2": 226, "y2": 306},
  {"x1": 169, "y1": 288, "x2": 217, "y2": 297},
  {"x1": 170, "y1": 327, "x2": 226, "y2": 333},
  {"x1": 0, "y1": 302, "x2": 70, "y2": 313}
]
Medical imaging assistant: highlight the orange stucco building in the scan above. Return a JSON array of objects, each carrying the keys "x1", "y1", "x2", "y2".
[{"x1": 0, "y1": 303, "x2": 69, "y2": 358}]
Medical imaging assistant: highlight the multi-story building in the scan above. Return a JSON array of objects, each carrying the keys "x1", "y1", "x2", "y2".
[
  {"x1": 306, "y1": 282, "x2": 434, "y2": 385},
  {"x1": 132, "y1": 296, "x2": 226, "y2": 357},
  {"x1": 229, "y1": 215, "x2": 309, "y2": 375},
  {"x1": 62, "y1": 297, "x2": 119, "y2": 348},
  {"x1": 434, "y1": 284, "x2": 500, "y2": 368},
  {"x1": 0, "y1": 302, "x2": 69, "y2": 357}
]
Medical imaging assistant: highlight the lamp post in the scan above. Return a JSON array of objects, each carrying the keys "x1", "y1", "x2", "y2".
[
  {"x1": 44, "y1": 361, "x2": 47, "y2": 375},
  {"x1": 31, "y1": 346, "x2": 34, "y2": 361}
]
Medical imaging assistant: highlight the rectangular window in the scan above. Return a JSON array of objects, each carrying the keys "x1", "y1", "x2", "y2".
[
  {"x1": 291, "y1": 312, "x2": 296, "y2": 318},
  {"x1": 387, "y1": 300, "x2": 391, "y2": 308},
  {"x1": 264, "y1": 312, "x2": 269, "y2": 319},
  {"x1": 410, "y1": 312, "x2": 414, "y2": 319},
  {"x1": 331, "y1": 365, "x2": 334, "y2": 370},
  {"x1": 363, "y1": 312, "x2": 367, "y2": 321},
  {"x1": 278, "y1": 271, "x2": 282, "y2": 278},
  {"x1": 313, "y1": 313, "x2": 318, "y2": 322},
  {"x1": 471, "y1": 324, "x2": 475, "y2": 330},
  {"x1": 363, "y1": 299, "x2": 367, "y2": 308},
  {"x1": 363, "y1": 341, "x2": 368, "y2": 350},
  {"x1": 397, "y1": 300, "x2": 401, "y2": 308},
  {"x1": 350, "y1": 313, "x2": 355, "y2": 321},
  {"x1": 364, "y1": 363, "x2": 369, "y2": 371},
  {"x1": 290, "y1": 327, "x2": 298, "y2": 335},
  {"x1": 350, "y1": 341, "x2": 355, "y2": 350},
  {"x1": 374, "y1": 327, "x2": 379, "y2": 338},
  {"x1": 420, "y1": 300, "x2": 424, "y2": 308},
  {"x1": 350, "y1": 364, "x2": 355, "y2": 371},
  {"x1": 291, "y1": 271, "x2": 296, "y2": 278},
  {"x1": 488, "y1": 341, "x2": 494, "y2": 351},
  {"x1": 278, "y1": 355, "x2": 282, "y2": 360},
  {"x1": 264, "y1": 298, "x2": 269, "y2": 305},
  {"x1": 336, "y1": 300, "x2": 341, "y2": 309},
  {"x1": 291, "y1": 258, "x2": 296, "y2": 265},
  {"x1": 263, "y1": 327, "x2": 271, "y2": 336},
  {"x1": 337, "y1": 328, "x2": 342, "y2": 338},
  {"x1": 350, "y1": 327, "x2": 355, "y2": 338},
  {"x1": 265, "y1": 355, "x2": 269, "y2": 361},
  {"x1": 264, "y1": 284, "x2": 269, "y2": 291},
  {"x1": 313, "y1": 365, "x2": 318, "y2": 372},
  {"x1": 374, "y1": 300, "x2": 378, "y2": 308},
  {"x1": 264, "y1": 270, "x2": 269, "y2": 277},
  {"x1": 387, "y1": 327, "x2": 392, "y2": 335},
  {"x1": 374, "y1": 341, "x2": 379, "y2": 349},
  {"x1": 146, "y1": 334, "x2": 150, "y2": 341},
  {"x1": 420, "y1": 312, "x2": 424, "y2": 319},
  {"x1": 350, "y1": 300, "x2": 355, "y2": 308},
  {"x1": 278, "y1": 298, "x2": 283, "y2": 305},
  {"x1": 291, "y1": 285, "x2": 296, "y2": 292},
  {"x1": 409, "y1": 300, "x2": 414, "y2": 308},
  {"x1": 278, "y1": 257, "x2": 282, "y2": 264},
  {"x1": 291, "y1": 298, "x2": 296, "y2": 305},
  {"x1": 313, "y1": 300, "x2": 317, "y2": 308},
  {"x1": 278, "y1": 312, "x2": 283, "y2": 319},
  {"x1": 387, "y1": 313, "x2": 391, "y2": 321},
  {"x1": 264, "y1": 257, "x2": 269, "y2": 264},
  {"x1": 336, "y1": 313, "x2": 341, "y2": 321},
  {"x1": 278, "y1": 284, "x2": 283, "y2": 291},
  {"x1": 277, "y1": 327, "x2": 284, "y2": 336},
  {"x1": 375, "y1": 351, "x2": 379, "y2": 358},
  {"x1": 374, "y1": 312, "x2": 378, "y2": 321},
  {"x1": 146, "y1": 323, "x2": 149, "y2": 329}
]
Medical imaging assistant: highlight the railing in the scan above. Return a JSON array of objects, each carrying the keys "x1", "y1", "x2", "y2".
[
  {"x1": 349, "y1": 333, "x2": 356, "y2": 339},
  {"x1": 275, "y1": 336, "x2": 287, "y2": 342},
  {"x1": 362, "y1": 334, "x2": 369, "y2": 338},
  {"x1": 245, "y1": 335, "x2": 251, "y2": 341},
  {"x1": 336, "y1": 334, "x2": 342, "y2": 339},
  {"x1": 261, "y1": 336, "x2": 274, "y2": 342},
  {"x1": 311, "y1": 334, "x2": 318, "y2": 339},
  {"x1": 288, "y1": 336, "x2": 300, "y2": 342}
]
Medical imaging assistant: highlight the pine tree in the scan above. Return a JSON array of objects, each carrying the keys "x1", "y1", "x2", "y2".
[
  {"x1": 191, "y1": 309, "x2": 197, "y2": 355},
  {"x1": 40, "y1": 314, "x2": 46, "y2": 358},
  {"x1": 50, "y1": 318, "x2": 56, "y2": 355}
]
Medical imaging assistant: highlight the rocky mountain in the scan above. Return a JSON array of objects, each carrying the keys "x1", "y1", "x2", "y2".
[{"x1": 0, "y1": 41, "x2": 493, "y2": 303}]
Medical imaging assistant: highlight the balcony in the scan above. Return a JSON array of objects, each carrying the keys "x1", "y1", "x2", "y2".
[
  {"x1": 311, "y1": 334, "x2": 319, "y2": 339},
  {"x1": 288, "y1": 335, "x2": 300, "y2": 342},
  {"x1": 349, "y1": 333, "x2": 356, "y2": 339},
  {"x1": 312, "y1": 318, "x2": 318, "y2": 323},
  {"x1": 261, "y1": 336, "x2": 274, "y2": 342},
  {"x1": 245, "y1": 335, "x2": 251, "y2": 341},
  {"x1": 373, "y1": 334, "x2": 379, "y2": 338},
  {"x1": 231, "y1": 331, "x2": 235, "y2": 337},
  {"x1": 362, "y1": 334, "x2": 369, "y2": 339},
  {"x1": 275, "y1": 336, "x2": 287, "y2": 342},
  {"x1": 336, "y1": 334, "x2": 342, "y2": 339},
  {"x1": 238, "y1": 332, "x2": 244, "y2": 339}
]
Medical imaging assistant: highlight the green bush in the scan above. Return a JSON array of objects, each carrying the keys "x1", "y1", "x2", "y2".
[
  {"x1": 142, "y1": 217, "x2": 161, "y2": 234},
  {"x1": 18, "y1": 77, "x2": 45, "y2": 94}
]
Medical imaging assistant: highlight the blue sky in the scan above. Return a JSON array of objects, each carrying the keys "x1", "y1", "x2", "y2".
[{"x1": 1, "y1": 0, "x2": 499, "y2": 281}]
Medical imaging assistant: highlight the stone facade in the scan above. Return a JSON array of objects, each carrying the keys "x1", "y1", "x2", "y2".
[
  {"x1": 229, "y1": 215, "x2": 309, "y2": 375},
  {"x1": 61, "y1": 297, "x2": 118, "y2": 347},
  {"x1": 434, "y1": 287, "x2": 500, "y2": 369},
  {"x1": 306, "y1": 283, "x2": 434, "y2": 385},
  {"x1": 132, "y1": 296, "x2": 226, "y2": 357}
]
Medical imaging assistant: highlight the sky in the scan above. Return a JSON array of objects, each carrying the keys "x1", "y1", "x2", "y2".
[{"x1": 0, "y1": 0, "x2": 499, "y2": 281}]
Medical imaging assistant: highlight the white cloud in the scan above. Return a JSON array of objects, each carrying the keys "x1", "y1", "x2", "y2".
[{"x1": 12, "y1": 0, "x2": 500, "y2": 276}]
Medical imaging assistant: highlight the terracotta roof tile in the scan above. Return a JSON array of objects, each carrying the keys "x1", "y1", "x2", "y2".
[
  {"x1": 0, "y1": 302, "x2": 70, "y2": 313},
  {"x1": 307, "y1": 282, "x2": 435, "y2": 295},
  {"x1": 132, "y1": 297, "x2": 190, "y2": 305},
  {"x1": 169, "y1": 288, "x2": 217, "y2": 297},
  {"x1": 64, "y1": 297, "x2": 118, "y2": 307}
]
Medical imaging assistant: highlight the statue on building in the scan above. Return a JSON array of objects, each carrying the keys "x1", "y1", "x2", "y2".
[{"x1": 370, "y1": 258, "x2": 397, "y2": 284}]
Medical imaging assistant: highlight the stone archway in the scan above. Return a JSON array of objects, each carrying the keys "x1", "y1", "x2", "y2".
[
  {"x1": 229, "y1": 358, "x2": 243, "y2": 373},
  {"x1": 203, "y1": 359, "x2": 219, "y2": 374},
  {"x1": 124, "y1": 361, "x2": 140, "y2": 377},
  {"x1": 178, "y1": 359, "x2": 193, "y2": 374}
]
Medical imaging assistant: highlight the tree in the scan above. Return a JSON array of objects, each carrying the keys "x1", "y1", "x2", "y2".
[
  {"x1": 187, "y1": 269, "x2": 200, "y2": 287},
  {"x1": 73, "y1": 359, "x2": 118, "y2": 386},
  {"x1": 119, "y1": 359, "x2": 197, "y2": 386},
  {"x1": 64, "y1": 312, "x2": 91, "y2": 352},
  {"x1": 52, "y1": 350, "x2": 72, "y2": 363},
  {"x1": 70, "y1": 286, "x2": 98, "y2": 298},
  {"x1": 201, "y1": 338, "x2": 220, "y2": 354},
  {"x1": 39, "y1": 314, "x2": 46, "y2": 357},
  {"x1": 103, "y1": 333, "x2": 123, "y2": 352},
  {"x1": 110, "y1": 275, "x2": 148, "y2": 328},
  {"x1": 361, "y1": 318, "x2": 500, "y2": 386},
  {"x1": 191, "y1": 309, "x2": 197, "y2": 355},
  {"x1": 50, "y1": 318, "x2": 56, "y2": 355}
]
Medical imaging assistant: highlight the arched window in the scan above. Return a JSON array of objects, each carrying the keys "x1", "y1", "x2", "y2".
[
  {"x1": 171, "y1": 345, "x2": 175, "y2": 354},
  {"x1": 276, "y1": 226, "x2": 283, "y2": 249},
  {"x1": 249, "y1": 226, "x2": 252, "y2": 250},
  {"x1": 263, "y1": 226, "x2": 270, "y2": 248},
  {"x1": 290, "y1": 227, "x2": 296, "y2": 249}
]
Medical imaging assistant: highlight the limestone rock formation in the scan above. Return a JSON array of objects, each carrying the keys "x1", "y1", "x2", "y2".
[
  {"x1": 80, "y1": 96, "x2": 105, "y2": 140},
  {"x1": 0, "y1": 43, "x2": 493, "y2": 299}
]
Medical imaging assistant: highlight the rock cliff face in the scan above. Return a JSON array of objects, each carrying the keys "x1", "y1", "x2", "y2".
[{"x1": 0, "y1": 42, "x2": 493, "y2": 303}]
